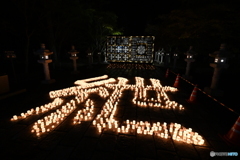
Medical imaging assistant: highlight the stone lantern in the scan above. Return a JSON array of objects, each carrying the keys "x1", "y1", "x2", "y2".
[
  {"x1": 35, "y1": 44, "x2": 55, "y2": 84},
  {"x1": 154, "y1": 48, "x2": 164, "y2": 66},
  {"x1": 97, "y1": 52, "x2": 101, "y2": 63},
  {"x1": 5, "y1": 51, "x2": 17, "y2": 82},
  {"x1": 165, "y1": 48, "x2": 171, "y2": 67},
  {"x1": 68, "y1": 45, "x2": 79, "y2": 74},
  {"x1": 154, "y1": 48, "x2": 165, "y2": 66},
  {"x1": 5, "y1": 51, "x2": 16, "y2": 59},
  {"x1": 0, "y1": 51, "x2": 14, "y2": 94},
  {"x1": 154, "y1": 49, "x2": 160, "y2": 62},
  {"x1": 87, "y1": 52, "x2": 93, "y2": 65},
  {"x1": 103, "y1": 48, "x2": 108, "y2": 64},
  {"x1": 204, "y1": 44, "x2": 229, "y2": 96},
  {"x1": 173, "y1": 48, "x2": 180, "y2": 69},
  {"x1": 183, "y1": 46, "x2": 197, "y2": 80}
]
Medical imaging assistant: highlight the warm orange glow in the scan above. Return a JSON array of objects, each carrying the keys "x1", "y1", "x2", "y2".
[
  {"x1": 11, "y1": 98, "x2": 63, "y2": 121},
  {"x1": 10, "y1": 75, "x2": 204, "y2": 145}
]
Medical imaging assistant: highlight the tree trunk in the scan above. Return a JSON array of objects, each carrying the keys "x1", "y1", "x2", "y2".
[
  {"x1": 25, "y1": 37, "x2": 30, "y2": 74},
  {"x1": 48, "y1": 15, "x2": 58, "y2": 69},
  {"x1": 58, "y1": 42, "x2": 63, "y2": 68}
]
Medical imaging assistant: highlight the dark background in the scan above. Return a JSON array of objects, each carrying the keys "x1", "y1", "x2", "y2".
[
  {"x1": 0, "y1": 0, "x2": 240, "y2": 127},
  {"x1": 0, "y1": 0, "x2": 240, "y2": 84}
]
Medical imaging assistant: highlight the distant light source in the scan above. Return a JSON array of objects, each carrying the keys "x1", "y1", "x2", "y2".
[
  {"x1": 35, "y1": 44, "x2": 53, "y2": 60},
  {"x1": 5, "y1": 51, "x2": 16, "y2": 59},
  {"x1": 68, "y1": 45, "x2": 79, "y2": 57},
  {"x1": 69, "y1": 53, "x2": 77, "y2": 57},
  {"x1": 214, "y1": 57, "x2": 226, "y2": 64},
  {"x1": 40, "y1": 55, "x2": 49, "y2": 59},
  {"x1": 187, "y1": 55, "x2": 193, "y2": 59}
]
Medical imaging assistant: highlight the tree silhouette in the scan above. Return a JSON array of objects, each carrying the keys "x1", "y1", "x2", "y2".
[
  {"x1": 1, "y1": 0, "x2": 120, "y2": 73},
  {"x1": 145, "y1": 0, "x2": 240, "y2": 53}
]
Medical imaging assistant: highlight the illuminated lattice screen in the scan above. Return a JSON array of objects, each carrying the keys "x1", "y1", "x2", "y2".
[{"x1": 106, "y1": 36, "x2": 155, "y2": 63}]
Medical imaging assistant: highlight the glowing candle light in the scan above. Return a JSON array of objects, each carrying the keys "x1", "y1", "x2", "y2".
[
  {"x1": 10, "y1": 76, "x2": 201, "y2": 144},
  {"x1": 144, "y1": 130, "x2": 147, "y2": 135}
]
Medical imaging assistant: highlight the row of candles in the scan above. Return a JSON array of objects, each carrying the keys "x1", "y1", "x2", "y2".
[
  {"x1": 106, "y1": 64, "x2": 155, "y2": 70},
  {"x1": 74, "y1": 75, "x2": 116, "y2": 88},
  {"x1": 49, "y1": 75, "x2": 113, "y2": 98},
  {"x1": 31, "y1": 84, "x2": 112, "y2": 136},
  {"x1": 87, "y1": 76, "x2": 203, "y2": 145},
  {"x1": 49, "y1": 86, "x2": 83, "y2": 98},
  {"x1": 31, "y1": 77, "x2": 112, "y2": 136},
  {"x1": 31, "y1": 99, "x2": 79, "y2": 136},
  {"x1": 93, "y1": 77, "x2": 200, "y2": 144},
  {"x1": 73, "y1": 99, "x2": 95, "y2": 124},
  {"x1": 150, "y1": 78, "x2": 163, "y2": 88},
  {"x1": 92, "y1": 79, "x2": 127, "y2": 133},
  {"x1": 135, "y1": 77, "x2": 145, "y2": 87},
  {"x1": 133, "y1": 100, "x2": 183, "y2": 110},
  {"x1": 74, "y1": 85, "x2": 110, "y2": 125},
  {"x1": 162, "y1": 86, "x2": 178, "y2": 92},
  {"x1": 11, "y1": 75, "x2": 204, "y2": 145},
  {"x1": 49, "y1": 85, "x2": 110, "y2": 101},
  {"x1": 93, "y1": 118, "x2": 204, "y2": 145},
  {"x1": 31, "y1": 85, "x2": 111, "y2": 136},
  {"x1": 75, "y1": 78, "x2": 116, "y2": 89},
  {"x1": 132, "y1": 77, "x2": 184, "y2": 110},
  {"x1": 97, "y1": 87, "x2": 110, "y2": 98},
  {"x1": 11, "y1": 98, "x2": 63, "y2": 121},
  {"x1": 76, "y1": 75, "x2": 108, "y2": 84},
  {"x1": 77, "y1": 87, "x2": 110, "y2": 99},
  {"x1": 10, "y1": 75, "x2": 116, "y2": 136},
  {"x1": 80, "y1": 77, "x2": 128, "y2": 133}
]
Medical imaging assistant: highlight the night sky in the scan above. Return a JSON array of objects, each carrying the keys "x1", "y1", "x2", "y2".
[
  {"x1": 106, "y1": 0, "x2": 180, "y2": 35},
  {"x1": 0, "y1": 0, "x2": 240, "y2": 115},
  {"x1": 0, "y1": 0, "x2": 239, "y2": 57}
]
